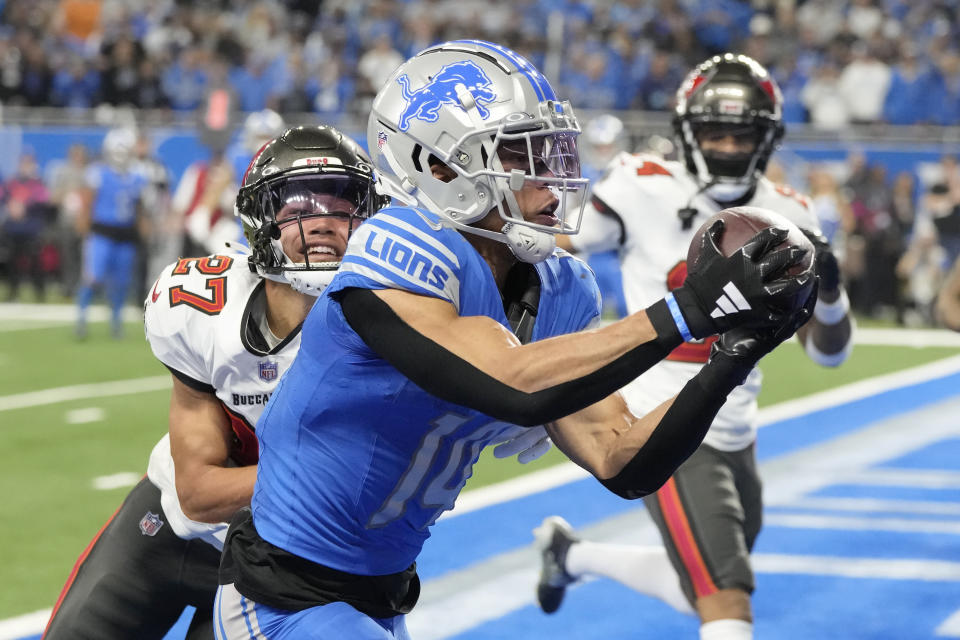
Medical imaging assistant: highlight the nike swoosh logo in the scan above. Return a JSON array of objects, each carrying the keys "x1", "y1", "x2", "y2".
[{"x1": 151, "y1": 280, "x2": 162, "y2": 303}]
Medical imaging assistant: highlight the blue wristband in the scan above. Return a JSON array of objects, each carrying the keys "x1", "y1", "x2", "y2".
[{"x1": 664, "y1": 292, "x2": 694, "y2": 342}]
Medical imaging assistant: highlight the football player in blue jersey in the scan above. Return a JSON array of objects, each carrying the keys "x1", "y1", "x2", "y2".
[
  {"x1": 75, "y1": 127, "x2": 147, "y2": 338},
  {"x1": 214, "y1": 40, "x2": 817, "y2": 640}
]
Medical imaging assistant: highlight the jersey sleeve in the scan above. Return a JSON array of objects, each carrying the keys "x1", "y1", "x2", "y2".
[
  {"x1": 329, "y1": 206, "x2": 466, "y2": 311},
  {"x1": 84, "y1": 164, "x2": 103, "y2": 190},
  {"x1": 143, "y1": 264, "x2": 214, "y2": 390},
  {"x1": 533, "y1": 252, "x2": 603, "y2": 340}
]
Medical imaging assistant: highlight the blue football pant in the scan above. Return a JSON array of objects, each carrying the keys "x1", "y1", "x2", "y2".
[{"x1": 214, "y1": 583, "x2": 411, "y2": 640}]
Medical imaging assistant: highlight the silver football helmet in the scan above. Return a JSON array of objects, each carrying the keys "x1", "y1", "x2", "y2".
[{"x1": 367, "y1": 39, "x2": 589, "y2": 263}]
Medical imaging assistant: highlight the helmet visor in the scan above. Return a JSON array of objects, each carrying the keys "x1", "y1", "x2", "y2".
[
  {"x1": 259, "y1": 173, "x2": 376, "y2": 229},
  {"x1": 496, "y1": 132, "x2": 582, "y2": 181}
]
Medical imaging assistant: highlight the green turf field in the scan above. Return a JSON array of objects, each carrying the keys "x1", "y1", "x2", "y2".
[{"x1": 2, "y1": 316, "x2": 959, "y2": 618}]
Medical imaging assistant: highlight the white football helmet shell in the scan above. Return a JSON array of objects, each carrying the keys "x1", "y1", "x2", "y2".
[
  {"x1": 367, "y1": 39, "x2": 590, "y2": 263},
  {"x1": 102, "y1": 127, "x2": 137, "y2": 168}
]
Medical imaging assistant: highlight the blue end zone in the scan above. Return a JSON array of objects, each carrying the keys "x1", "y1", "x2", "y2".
[
  {"x1": 757, "y1": 370, "x2": 960, "y2": 460},
  {"x1": 883, "y1": 437, "x2": 960, "y2": 469}
]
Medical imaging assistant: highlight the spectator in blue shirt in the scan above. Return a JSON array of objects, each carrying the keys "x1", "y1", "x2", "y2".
[
  {"x1": 161, "y1": 47, "x2": 208, "y2": 111},
  {"x1": 884, "y1": 44, "x2": 939, "y2": 125},
  {"x1": 50, "y1": 58, "x2": 101, "y2": 108}
]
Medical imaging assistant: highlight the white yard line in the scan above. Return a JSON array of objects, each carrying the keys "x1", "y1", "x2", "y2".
[
  {"x1": 91, "y1": 472, "x2": 141, "y2": 491},
  {"x1": 835, "y1": 468, "x2": 960, "y2": 489},
  {"x1": 763, "y1": 512, "x2": 960, "y2": 535},
  {"x1": 0, "y1": 303, "x2": 141, "y2": 325},
  {"x1": 937, "y1": 608, "x2": 960, "y2": 637},
  {"x1": 0, "y1": 376, "x2": 170, "y2": 413},
  {"x1": 783, "y1": 496, "x2": 960, "y2": 516}
]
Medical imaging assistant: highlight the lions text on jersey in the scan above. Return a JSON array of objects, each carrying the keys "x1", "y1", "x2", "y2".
[
  {"x1": 251, "y1": 205, "x2": 601, "y2": 575},
  {"x1": 143, "y1": 254, "x2": 302, "y2": 548},
  {"x1": 571, "y1": 152, "x2": 820, "y2": 451}
]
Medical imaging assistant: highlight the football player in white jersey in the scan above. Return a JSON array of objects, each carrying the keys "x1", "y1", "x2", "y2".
[
  {"x1": 42, "y1": 125, "x2": 390, "y2": 640},
  {"x1": 537, "y1": 54, "x2": 854, "y2": 640}
]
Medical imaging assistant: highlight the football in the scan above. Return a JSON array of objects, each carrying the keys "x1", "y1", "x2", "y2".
[{"x1": 687, "y1": 206, "x2": 815, "y2": 277}]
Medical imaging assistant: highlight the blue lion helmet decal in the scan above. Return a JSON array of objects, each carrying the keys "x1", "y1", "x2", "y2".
[{"x1": 396, "y1": 60, "x2": 498, "y2": 132}]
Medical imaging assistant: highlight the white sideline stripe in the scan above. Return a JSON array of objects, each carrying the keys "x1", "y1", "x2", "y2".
[
  {"x1": 757, "y1": 353, "x2": 960, "y2": 427},
  {"x1": 785, "y1": 496, "x2": 960, "y2": 516},
  {"x1": 752, "y1": 554, "x2": 960, "y2": 581},
  {"x1": 0, "y1": 376, "x2": 170, "y2": 413},
  {"x1": 764, "y1": 512, "x2": 960, "y2": 535},
  {"x1": 838, "y1": 468, "x2": 960, "y2": 489},
  {"x1": 937, "y1": 608, "x2": 960, "y2": 637},
  {"x1": 0, "y1": 609, "x2": 50, "y2": 640}
]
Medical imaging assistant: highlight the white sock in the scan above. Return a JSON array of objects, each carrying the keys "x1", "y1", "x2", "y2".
[
  {"x1": 699, "y1": 619, "x2": 753, "y2": 640},
  {"x1": 564, "y1": 541, "x2": 695, "y2": 615}
]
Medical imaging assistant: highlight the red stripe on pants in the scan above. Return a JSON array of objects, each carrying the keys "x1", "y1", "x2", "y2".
[{"x1": 657, "y1": 477, "x2": 718, "y2": 598}]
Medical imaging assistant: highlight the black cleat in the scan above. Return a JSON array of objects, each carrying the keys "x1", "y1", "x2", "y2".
[{"x1": 533, "y1": 515, "x2": 579, "y2": 614}]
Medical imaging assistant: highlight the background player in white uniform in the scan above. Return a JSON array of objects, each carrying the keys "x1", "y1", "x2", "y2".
[
  {"x1": 537, "y1": 54, "x2": 854, "y2": 640},
  {"x1": 42, "y1": 125, "x2": 388, "y2": 640}
]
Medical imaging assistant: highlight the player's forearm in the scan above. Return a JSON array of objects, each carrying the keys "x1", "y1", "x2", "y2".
[
  {"x1": 798, "y1": 285, "x2": 853, "y2": 366},
  {"x1": 597, "y1": 354, "x2": 751, "y2": 499},
  {"x1": 501, "y1": 305, "x2": 674, "y2": 392},
  {"x1": 176, "y1": 464, "x2": 256, "y2": 524}
]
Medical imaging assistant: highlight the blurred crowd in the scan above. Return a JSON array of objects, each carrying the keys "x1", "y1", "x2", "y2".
[
  {"x1": 768, "y1": 152, "x2": 960, "y2": 326},
  {"x1": 0, "y1": 110, "x2": 283, "y2": 309},
  {"x1": 3, "y1": 108, "x2": 960, "y2": 330},
  {"x1": 0, "y1": 0, "x2": 958, "y2": 127}
]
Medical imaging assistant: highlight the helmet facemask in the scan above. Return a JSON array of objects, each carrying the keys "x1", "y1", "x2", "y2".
[
  {"x1": 674, "y1": 54, "x2": 785, "y2": 202},
  {"x1": 681, "y1": 118, "x2": 780, "y2": 201},
  {"x1": 239, "y1": 171, "x2": 380, "y2": 295}
]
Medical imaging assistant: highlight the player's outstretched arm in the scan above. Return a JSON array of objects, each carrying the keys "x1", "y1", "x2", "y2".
[
  {"x1": 340, "y1": 286, "x2": 680, "y2": 427},
  {"x1": 339, "y1": 232, "x2": 810, "y2": 429},
  {"x1": 550, "y1": 289, "x2": 817, "y2": 499},
  {"x1": 168, "y1": 377, "x2": 256, "y2": 523}
]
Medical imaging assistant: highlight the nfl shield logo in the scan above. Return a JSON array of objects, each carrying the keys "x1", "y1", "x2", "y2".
[
  {"x1": 139, "y1": 511, "x2": 164, "y2": 536},
  {"x1": 259, "y1": 361, "x2": 278, "y2": 382},
  {"x1": 378, "y1": 130, "x2": 388, "y2": 149}
]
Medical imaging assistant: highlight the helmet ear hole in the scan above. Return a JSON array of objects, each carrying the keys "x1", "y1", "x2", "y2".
[{"x1": 236, "y1": 194, "x2": 254, "y2": 216}]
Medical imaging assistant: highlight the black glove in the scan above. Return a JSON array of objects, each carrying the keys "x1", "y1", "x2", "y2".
[
  {"x1": 672, "y1": 219, "x2": 815, "y2": 339},
  {"x1": 800, "y1": 227, "x2": 841, "y2": 292},
  {"x1": 702, "y1": 278, "x2": 820, "y2": 390}
]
